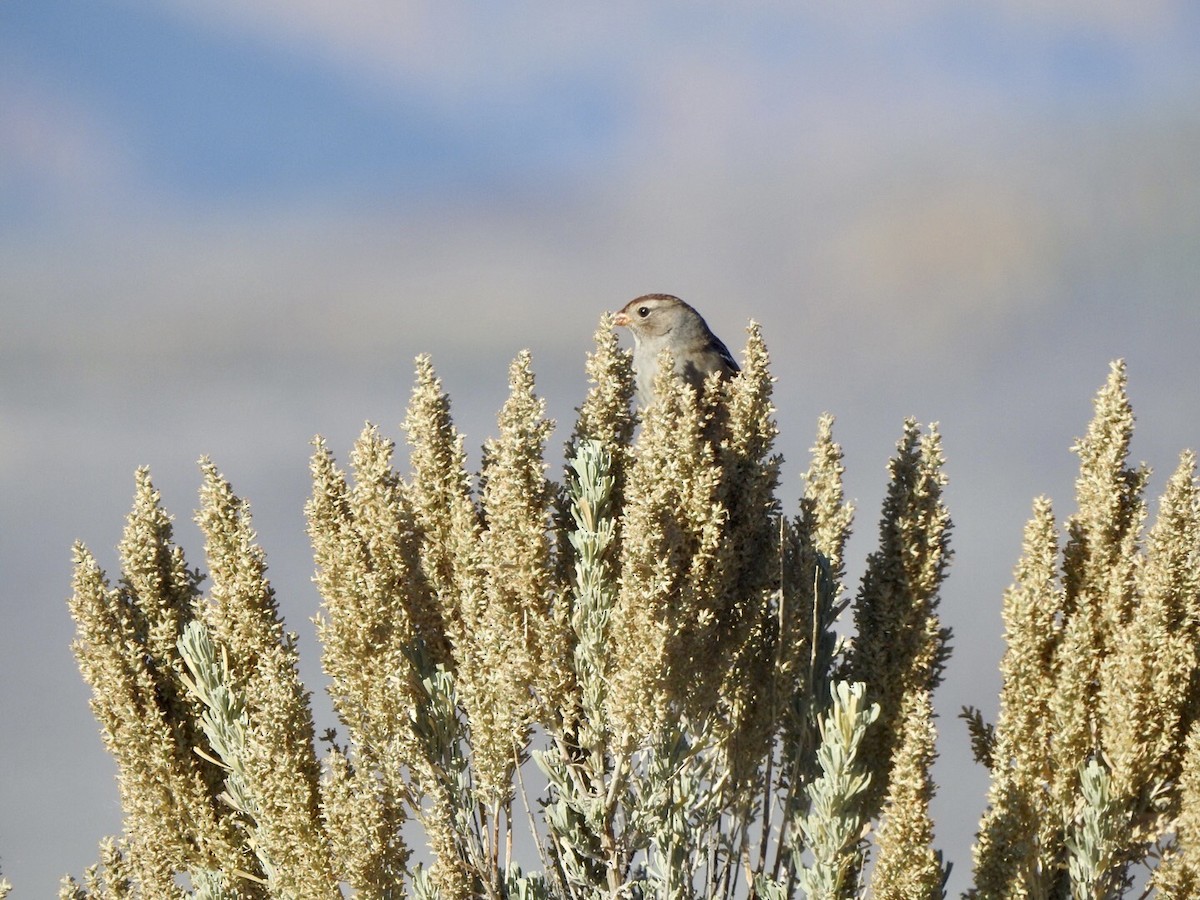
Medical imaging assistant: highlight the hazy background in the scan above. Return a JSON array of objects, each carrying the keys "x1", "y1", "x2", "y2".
[{"x1": 3, "y1": 1, "x2": 1200, "y2": 894}]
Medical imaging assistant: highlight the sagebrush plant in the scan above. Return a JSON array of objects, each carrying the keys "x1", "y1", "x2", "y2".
[
  {"x1": 965, "y1": 361, "x2": 1200, "y2": 900},
  {"x1": 59, "y1": 315, "x2": 1199, "y2": 899}
]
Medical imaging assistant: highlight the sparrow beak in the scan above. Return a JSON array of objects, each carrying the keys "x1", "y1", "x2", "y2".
[{"x1": 613, "y1": 311, "x2": 630, "y2": 327}]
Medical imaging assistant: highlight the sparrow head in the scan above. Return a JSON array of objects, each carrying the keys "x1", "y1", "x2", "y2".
[
  {"x1": 613, "y1": 294, "x2": 740, "y2": 407},
  {"x1": 613, "y1": 293, "x2": 695, "y2": 343}
]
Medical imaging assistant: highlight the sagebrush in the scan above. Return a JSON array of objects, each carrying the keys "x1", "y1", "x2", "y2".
[{"x1": 59, "y1": 319, "x2": 1200, "y2": 900}]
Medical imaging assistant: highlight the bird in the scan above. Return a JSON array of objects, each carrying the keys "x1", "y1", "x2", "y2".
[{"x1": 613, "y1": 293, "x2": 739, "y2": 407}]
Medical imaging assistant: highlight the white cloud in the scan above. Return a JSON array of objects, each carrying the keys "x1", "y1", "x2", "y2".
[
  {"x1": 989, "y1": 0, "x2": 1183, "y2": 34},
  {"x1": 142, "y1": 0, "x2": 1194, "y2": 105},
  {"x1": 0, "y1": 77, "x2": 136, "y2": 207},
  {"x1": 147, "y1": 0, "x2": 648, "y2": 103}
]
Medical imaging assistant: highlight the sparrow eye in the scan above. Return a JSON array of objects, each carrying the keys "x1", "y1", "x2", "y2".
[{"x1": 637, "y1": 306, "x2": 651, "y2": 318}]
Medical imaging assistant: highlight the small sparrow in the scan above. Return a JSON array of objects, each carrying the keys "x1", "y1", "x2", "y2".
[{"x1": 613, "y1": 293, "x2": 739, "y2": 406}]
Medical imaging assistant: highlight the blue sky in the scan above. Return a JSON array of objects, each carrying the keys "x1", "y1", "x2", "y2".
[
  {"x1": 7, "y1": 2, "x2": 1197, "y2": 214},
  {"x1": 4, "y1": 1, "x2": 483, "y2": 208},
  {"x1": 3, "y1": 1, "x2": 1200, "y2": 894}
]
